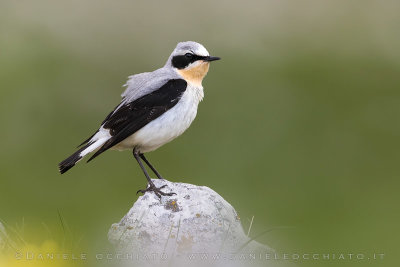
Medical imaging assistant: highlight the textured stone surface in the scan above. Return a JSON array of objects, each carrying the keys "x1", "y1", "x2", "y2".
[
  {"x1": 0, "y1": 222, "x2": 6, "y2": 251},
  {"x1": 108, "y1": 179, "x2": 290, "y2": 267}
]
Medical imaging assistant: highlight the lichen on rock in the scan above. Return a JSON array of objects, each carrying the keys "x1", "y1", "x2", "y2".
[{"x1": 108, "y1": 179, "x2": 286, "y2": 267}]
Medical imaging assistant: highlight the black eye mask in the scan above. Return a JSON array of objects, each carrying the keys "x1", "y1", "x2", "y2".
[{"x1": 172, "y1": 53, "x2": 221, "y2": 69}]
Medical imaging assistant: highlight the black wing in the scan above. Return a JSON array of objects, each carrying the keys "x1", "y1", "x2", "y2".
[{"x1": 87, "y1": 79, "x2": 187, "y2": 162}]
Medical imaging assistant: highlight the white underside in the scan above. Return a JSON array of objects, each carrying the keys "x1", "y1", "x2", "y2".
[
  {"x1": 80, "y1": 83, "x2": 204, "y2": 157},
  {"x1": 114, "y1": 83, "x2": 203, "y2": 153}
]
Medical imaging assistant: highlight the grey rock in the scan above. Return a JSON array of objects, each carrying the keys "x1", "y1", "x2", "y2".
[
  {"x1": 0, "y1": 222, "x2": 7, "y2": 251},
  {"x1": 108, "y1": 179, "x2": 292, "y2": 267}
]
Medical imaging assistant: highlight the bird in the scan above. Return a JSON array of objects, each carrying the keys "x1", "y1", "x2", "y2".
[{"x1": 58, "y1": 41, "x2": 220, "y2": 197}]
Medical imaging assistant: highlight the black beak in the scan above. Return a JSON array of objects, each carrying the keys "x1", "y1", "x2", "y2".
[{"x1": 203, "y1": 56, "x2": 221, "y2": 62}]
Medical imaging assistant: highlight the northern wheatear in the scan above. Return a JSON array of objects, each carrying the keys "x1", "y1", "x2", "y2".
[{"x1": 58, "y1": 41, "x2": 220, "y2": 197}]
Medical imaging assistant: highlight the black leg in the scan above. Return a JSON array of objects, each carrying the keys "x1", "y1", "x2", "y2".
[
  {"x1": 133, "y1": 148, "x2": 154, "y2": 185},
  {"x1": 133, "y1": 148, "x2": 175, "y2": 198},
  {"x1": 140, "y1": 154, "x2": 164, "y2": 179}
]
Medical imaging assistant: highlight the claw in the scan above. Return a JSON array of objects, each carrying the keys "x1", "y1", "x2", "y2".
[
  {"x1": 136, "y1": 189, "x2": 145, "y2": 195},
  {"x1": 137, "y1": 183, "x2": 175, "y2": 198}
]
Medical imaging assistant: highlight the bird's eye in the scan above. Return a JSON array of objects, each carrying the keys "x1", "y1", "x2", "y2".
[{"x1": 185, "y1": 53, "x2": 193, "y2": 58}]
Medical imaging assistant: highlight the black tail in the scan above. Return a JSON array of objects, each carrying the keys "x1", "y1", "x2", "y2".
[{"x1": 58, "y1": 144, "x2": 90, "y2": 174}]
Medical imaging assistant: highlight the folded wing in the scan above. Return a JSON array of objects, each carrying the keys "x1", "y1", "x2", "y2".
[{"x1": 87, "y1": 79, "x2": 187, "y2": 162}]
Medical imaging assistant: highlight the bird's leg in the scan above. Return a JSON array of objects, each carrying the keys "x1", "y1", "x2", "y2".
[
  {"x1": 133, "y1": 148, "x2": 175, "y2": 198},
  {"x1": 140, "y1": 154, "x2": 165, "y2": 180}
]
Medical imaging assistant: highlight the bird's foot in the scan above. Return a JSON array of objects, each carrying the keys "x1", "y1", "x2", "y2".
[{"x1": 136, "y1": 184, "x2": 176, "y2": 198}]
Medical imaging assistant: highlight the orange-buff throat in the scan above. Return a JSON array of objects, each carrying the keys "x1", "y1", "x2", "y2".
[{"x1": 178, "y1": 62, "x2": 210, "y2": 86}]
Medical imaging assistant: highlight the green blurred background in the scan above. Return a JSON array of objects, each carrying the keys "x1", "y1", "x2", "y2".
[{"x1": 1, "y1": 0, "x2": 399, "y2": 266}]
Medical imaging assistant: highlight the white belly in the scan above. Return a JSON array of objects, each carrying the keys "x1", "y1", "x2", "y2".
[{"x1": 113, "y1": 84, "x2": 203, "y2": 153}]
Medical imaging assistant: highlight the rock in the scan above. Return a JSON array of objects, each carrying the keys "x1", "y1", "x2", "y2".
[
  {"x1": 0, "y1": 222, "x2": 7, "y2": 251},
  {"x1": 108, "y1": 179, "x2": 292, "y2": 267}
]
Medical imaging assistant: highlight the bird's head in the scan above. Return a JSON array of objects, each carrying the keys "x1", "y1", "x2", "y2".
[{"x1": 167, "y1": 41, "x2": 220, "y2": 86}]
